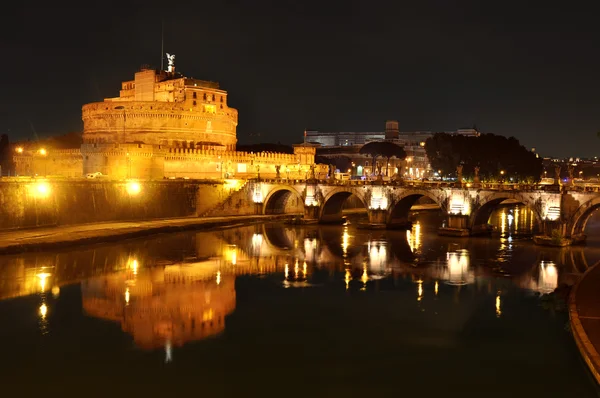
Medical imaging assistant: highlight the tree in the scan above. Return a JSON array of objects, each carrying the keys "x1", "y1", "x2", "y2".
[
  {"x1": 360, "y1": 141, "x2": 407, "y2": 177},
  {"x1": 425, "y1": 133, "x2": 542, "y2": 182},
  {"x1": 379, "y1": 142, "x2": 407, "y2": 176}
]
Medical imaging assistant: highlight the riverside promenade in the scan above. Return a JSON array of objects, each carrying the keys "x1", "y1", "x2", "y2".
[
  {"x1": 0, "y1": 214, "x2": 297, "y2": 255},
  {"x1": 570, "y1": 261, "x2": 600, "y2": 385}
]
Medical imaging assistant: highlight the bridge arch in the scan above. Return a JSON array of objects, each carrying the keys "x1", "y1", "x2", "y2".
[
  {"x1": 320, "y1": 188, "x2": 368, "y2": 223},
  {"x1": 470, "y1": 192, "x2": 543, "y2": 233},
  {"x1": 387, "y1": 189, "x2": 446, "y2": 225},
  {"x1": 263, "y1": 186, "x2": 303, "y2": 215},
  {"x1": 569, "y1": 197, "x2": 600, "y2": 237}
]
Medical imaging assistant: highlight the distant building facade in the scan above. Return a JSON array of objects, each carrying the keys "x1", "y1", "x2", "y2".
[{"x1": 308, "y1": 121, "x2": 480, "y2": 179}]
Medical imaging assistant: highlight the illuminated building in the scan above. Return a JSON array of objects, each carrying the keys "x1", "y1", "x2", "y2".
[
  {"x1": 307, "y1": 121, "x2": 480, "y2": 179},
  {"x1": 14, "y1": 55, "x2": 323, "y2": 180}
]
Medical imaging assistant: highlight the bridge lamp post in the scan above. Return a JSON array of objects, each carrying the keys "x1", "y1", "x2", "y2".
[{"x1": 500, "y1": 170, "x2": 505, "y2": 183}]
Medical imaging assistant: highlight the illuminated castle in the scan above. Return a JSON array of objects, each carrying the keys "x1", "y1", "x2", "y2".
[
  {"x1": 82, "y1": 59, "x2": 238, "y2": 150},
  {"x1": 14, "y1": 54, "x2": 320, "y2": 180}
]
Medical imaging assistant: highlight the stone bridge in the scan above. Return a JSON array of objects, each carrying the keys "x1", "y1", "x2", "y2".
[{"x1": 247, "y1": 178, "x2": 600, "y2": 245}]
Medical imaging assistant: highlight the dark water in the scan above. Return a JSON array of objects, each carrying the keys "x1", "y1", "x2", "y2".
[{"x1": 1, "y1": 205, "x2": 599, "y2": 397}]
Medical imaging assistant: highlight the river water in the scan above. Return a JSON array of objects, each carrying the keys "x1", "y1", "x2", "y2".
[{"x1": 0, "y1": 205, "x2": 599, "y2": 397}]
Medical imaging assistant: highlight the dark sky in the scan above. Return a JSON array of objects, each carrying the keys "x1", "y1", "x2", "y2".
[{"x1": 1, "y1": 1, "x2": 599, "y2": 157}]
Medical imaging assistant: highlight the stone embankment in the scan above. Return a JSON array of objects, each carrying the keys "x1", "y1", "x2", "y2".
[{"x1": 0, "y1": 214, "x2": 296, "y2": 255}]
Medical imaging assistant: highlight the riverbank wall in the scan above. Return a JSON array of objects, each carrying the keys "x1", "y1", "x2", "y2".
[{"x1": 0, "y1": 179, "x2": 256, "y2": 230}]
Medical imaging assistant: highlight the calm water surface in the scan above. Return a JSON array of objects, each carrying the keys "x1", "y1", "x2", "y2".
[{"x1": 1, "y1": 206, "x2": 600, "y2": 397}]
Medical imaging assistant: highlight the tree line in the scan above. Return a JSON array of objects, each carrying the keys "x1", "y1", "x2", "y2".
[{"x1": 425, "y1": 133, "x2": 543, "y2": 182}]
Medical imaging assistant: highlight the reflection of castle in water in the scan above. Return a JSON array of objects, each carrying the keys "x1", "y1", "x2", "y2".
[{"x1": 82, "y1": 261, "x2": 235, "y2": 350}]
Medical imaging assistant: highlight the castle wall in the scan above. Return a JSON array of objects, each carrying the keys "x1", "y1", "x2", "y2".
[
  {"x1": 82, "y1": 101, "x2": 238, "y2": 150},
  {"x1": 14, "y1": 149, "x2": 83, "y2": 178},
  {"x1": 0, "y1": 180, "x2": 202, "y2": 230},
  {"x1": 14, "y1": 144, "x2": 322, "y2": 181}
]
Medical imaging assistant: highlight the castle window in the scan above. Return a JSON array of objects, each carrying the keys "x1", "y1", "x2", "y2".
[
  {"x1": 193, "y1": 92, "x2": 197, "y2": 99},
  {"x1": 220, "y1": 104, "x2": 223, "y2": 109},
  {"x1": 193, "y1": 100, "x2": 197, "y2": 106},
  {"x1": 212, "y1": 94, "x2": 216, "y2": 101},
  {"x1": 203, "y1": 93, "x2": 207, "y2": 100},
  {"x1": 220, "y1": 96, "x2": 223, "y2": 102},
  {"x1": 204, "y1": 104, "x2": 216, "y2": 113}
]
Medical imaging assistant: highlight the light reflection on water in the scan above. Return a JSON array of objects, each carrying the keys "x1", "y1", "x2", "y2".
[{"x1": 0, "y1": 205, "x2": 599, "y2": 395}]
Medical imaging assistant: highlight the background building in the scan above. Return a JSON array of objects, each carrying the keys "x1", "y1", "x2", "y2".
[{"x1": 308, "y1": 121, "x2": 480, "y2": 180}]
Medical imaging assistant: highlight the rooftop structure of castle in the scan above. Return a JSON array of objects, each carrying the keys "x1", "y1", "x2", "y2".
[{"x1": 82, "y1": 55, "x2": 238, "y2": 151}]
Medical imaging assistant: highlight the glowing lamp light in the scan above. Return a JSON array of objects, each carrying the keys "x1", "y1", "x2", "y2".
[
  {"x1": 34, "y1": 181, "x2": 51, "y2": 198},
  {"x1": 126, "y1": 181, "x2": 141, "y2": 195},
  {"x1": 39, "y1": 303, "x2": 48, "y2": 318},
  {"x1": 39, "y1": 148, "x2": 47, "y2": 156},
  {"x1": 15, "y1": 147, "x2": 23, "y2": 154}
]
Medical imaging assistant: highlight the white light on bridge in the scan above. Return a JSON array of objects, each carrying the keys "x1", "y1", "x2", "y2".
[
  {"x1": 252, "y1": 185, "x2": 263, "y2": 203},
  {"x1": 369, "y1": 187, "x2": 388, "y2": 210},
  {"x1": 545, "y1": 206, "x2": 560, "y2": 221},
  {"x1": 304, "y1": 185, "x2": 319, "y2": 206}
]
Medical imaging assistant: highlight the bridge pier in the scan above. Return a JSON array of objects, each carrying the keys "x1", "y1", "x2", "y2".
[
  {"x1": 368, "y1": 209, "x2": 387, "y2": 227},
  {"x1": 438, "y1": 214, "x2": 470, "y2": 237},
  {"x1": 303, "y1": 205, "x2": 319, "y2": 221},
  {"x1": 533, "y1": 220, "x2": 586, "y2": 246}
]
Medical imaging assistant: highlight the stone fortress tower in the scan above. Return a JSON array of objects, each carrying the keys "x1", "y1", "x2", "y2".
[
  {"x1": 8, "y1": 53, "x2": 321, "y2": 180},
  {"x1": 82, "y1": 58, "x2": 238, "y2": 151}
]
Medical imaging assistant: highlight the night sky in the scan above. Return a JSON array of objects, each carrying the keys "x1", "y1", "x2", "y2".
[{"x1": 1, "y1": 1, "x2": 599, "y2": 157}]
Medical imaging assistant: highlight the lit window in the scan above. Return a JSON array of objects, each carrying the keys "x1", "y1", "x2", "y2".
[{"x1": 204, "y1": 104, "x2": 216, "y2": 113}]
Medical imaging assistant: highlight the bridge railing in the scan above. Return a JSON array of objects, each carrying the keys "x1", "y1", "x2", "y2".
[{"x1": 243, "y1": 177, "x2": 600, "y2": 193}]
